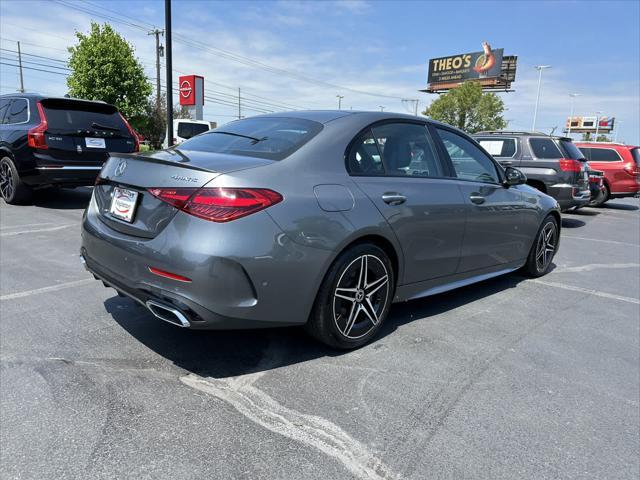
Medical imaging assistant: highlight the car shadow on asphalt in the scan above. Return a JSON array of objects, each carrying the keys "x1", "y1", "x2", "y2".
[
  {"x1": 561, "y1": 218, "x2": 586, "y2": 228},
  {"x1": 32, "y1": 187, "x2": 93, "y2": 210},
  {"x1": 602, "y1": 202, "x2": 639, "y2": 211},
  {"x1": 104, "y1": 271, "x2": 529, "y2": 379}
]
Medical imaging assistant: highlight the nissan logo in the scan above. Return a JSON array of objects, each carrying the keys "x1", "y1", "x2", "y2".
[
  {"x1": 114, "y1": 160, "x2": 127, "y2": 177},
  {"x1": 179, "y1": 79, "x2": 192, "y2": 98}
]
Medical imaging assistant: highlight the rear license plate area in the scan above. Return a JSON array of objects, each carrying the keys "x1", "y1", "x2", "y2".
[{"x1": 109, "y1": 187, "x2": 139, "y2": 223}]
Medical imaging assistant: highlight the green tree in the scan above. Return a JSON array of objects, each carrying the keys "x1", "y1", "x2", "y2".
[
  {"x1": 423, "y1": 81, "x2": 507, "y2": 133},
  {"x1": 581, "y1": 132, "x2": 611, "y2": 142},
  {"x1": 133, "y1": 95, "x2": 166, "y2": 150},
  {"x1": 67, "y1": 22, "x2": 151, "y2": 120}
]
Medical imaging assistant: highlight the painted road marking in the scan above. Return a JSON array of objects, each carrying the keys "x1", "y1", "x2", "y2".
[
  {"x1": 531, "y1": 279, "x2": 639, "y2": 305},
  {"x1": 562, "y1": 235, "x2": 638, "y2": 247},
  {"x1": 0, "y1": 278, "x2": 94, "y2": 301},
  {"x1": 0, "y1": 225, "x2": 77, "y2": 237}
]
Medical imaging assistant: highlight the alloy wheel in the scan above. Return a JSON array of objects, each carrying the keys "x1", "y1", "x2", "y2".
[
  {"x1": 0, "y1": 161, "x2": 14, "y2": 200},
  {"x1": 535, "y1": 222, "x2": 557, "y2": 272},
  {"x1": 332, "y1": 254, "x2": 390, "y2": 340}
]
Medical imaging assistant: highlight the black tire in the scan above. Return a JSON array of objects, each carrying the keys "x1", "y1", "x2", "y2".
[
  {"x1": 521, "y1": 215, "x2": 559, "y2": 278},
  {"x1": 0, "y1": 156, "x2": 32, "y2": 205},
  {"x1": 589, "y1": 183, "x2": 609, "y2": 207},
  {"x1": 305, "y1": 243, "x2": 395, "y2": 349}
]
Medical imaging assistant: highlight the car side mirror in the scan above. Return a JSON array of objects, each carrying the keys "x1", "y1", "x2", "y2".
[{"x1": 504, "y1": 166, "x2": 527, "y2": 186}]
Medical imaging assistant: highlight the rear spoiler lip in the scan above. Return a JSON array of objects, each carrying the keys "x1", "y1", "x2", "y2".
[{"x1": 107, "y1": 151, "x2": 214, "y2": 173}]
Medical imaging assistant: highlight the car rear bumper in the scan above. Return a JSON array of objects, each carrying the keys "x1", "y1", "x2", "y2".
[
  {"x1": 80, "y1": 192, "x2": 331, "y2": 329},
  {"x1": 24, "y1": 165, "x2": 102, "y2": 187},
  {"x1": 548, "y1": 184, "x2": 591, "y2": 210}
]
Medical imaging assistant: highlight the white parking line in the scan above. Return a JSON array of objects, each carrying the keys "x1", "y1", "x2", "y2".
[
  {"x1": 0, "y1": 222, "x2": 56, "y2": 231},
  {"x1": 530, "y1": 279, "x2": 640, "y2": 305},
  {"x1": 562, "y1": 235, "x2": 639, "y2": 247},
  {"x1": 0, "y1": 278, "x2": 94, "y2": 301},
  {"x1": 0, "y1": 225, "x2": 77, "y2": 237},
  {"x1": 556, "y1": 263, "x2": 640, "y2": 273}
]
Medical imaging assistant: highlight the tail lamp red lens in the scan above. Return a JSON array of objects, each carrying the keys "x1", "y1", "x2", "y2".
[
  {"x1": 623, "y1": 164, "x2": 640, "y2": 176},
  {"x1": 147, "y1": 187, "x2": 283, "y2": 222},
  {"x1": 558, "y1": 158, "x2": 582, "y2": 172},
  {"x1": 27, "y1": 102, "x2": 48, "y2": 150},
  {"x1": 118, "y1": 112, "x2": 140, "y2": 152}
]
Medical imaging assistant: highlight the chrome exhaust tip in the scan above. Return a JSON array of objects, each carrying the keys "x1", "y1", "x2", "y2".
[{"x1": 145, "y1": 300, "x2": 191, "y2": 328}]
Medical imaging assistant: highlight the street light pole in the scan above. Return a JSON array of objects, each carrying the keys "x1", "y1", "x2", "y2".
[
  {"x1": 336, "y1": 95, "x2": 344, "y2": 110},
  {"x1": 567, "y1": 93, "x2": 580, "y2": 137},
  {"x1": 379, "y1": 106, "x2": 385, "y2": 112},
  {"x1": 594, "y1": 111, "x2": 602, "y2": 142},
  {"x1": 532, "y1": 65, "x2": 551, "y2": 132}
]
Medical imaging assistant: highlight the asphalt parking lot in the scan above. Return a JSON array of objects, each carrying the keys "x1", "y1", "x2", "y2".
[{"x1": 1, "y1": 187, "x2": 638, "y2": 480}]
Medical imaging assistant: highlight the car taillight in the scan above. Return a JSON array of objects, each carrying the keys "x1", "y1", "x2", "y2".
[
  {"x1": 118, "y1": 112, "x2": 140, "y2": 152},
  {"x1": 147, "y1": 187, "x2": 282, "y2": 222},
  {"x1": 559, "y1": 158, "x2": 582, "y2": 172},
  {"x1": 623, "y1": 163, "x2": 640, "y2": 176},
  {"x1": 27, "y1": 102, "x2": 48, "y2": 150}
]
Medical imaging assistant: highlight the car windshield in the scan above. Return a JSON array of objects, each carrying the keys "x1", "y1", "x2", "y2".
[{"x1": 178, "y1": 117, "x2": 323, "y2": 160}]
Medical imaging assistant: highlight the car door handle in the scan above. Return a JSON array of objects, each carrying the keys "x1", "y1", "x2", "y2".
[
  {"x1": 381, "y1": 193, "x2": 407, "y2": 205},
  {"x1": 469, "y1": 194, "x2": 486, "y2": 205},
  {"x1": 500, "y1": 160, "x2": 513, "y2": 166}
]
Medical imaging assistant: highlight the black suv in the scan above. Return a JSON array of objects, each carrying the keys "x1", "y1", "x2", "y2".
[
  {"x1": 0, "y1": 93, "x2": 139, "y2": 204},
  {"x1": 473, "y1": 131, "x2": 590, "y2": 211}
]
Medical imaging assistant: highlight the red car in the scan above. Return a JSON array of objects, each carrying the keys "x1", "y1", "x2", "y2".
[{"x1": 576, "y1": 142, "x2": 640, "y2": 206}]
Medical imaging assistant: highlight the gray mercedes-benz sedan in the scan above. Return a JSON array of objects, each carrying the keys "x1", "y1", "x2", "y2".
[{"x1": 81, "y1": 111, "x2": 560, "y2": 349}]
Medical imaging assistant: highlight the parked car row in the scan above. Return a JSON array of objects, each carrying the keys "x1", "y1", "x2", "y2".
[{"x1": 473, "y1": 131, "x2": 639, "y2": 209}]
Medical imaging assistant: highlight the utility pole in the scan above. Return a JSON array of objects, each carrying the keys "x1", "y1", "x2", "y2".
[
  {"x1": 379, "y1": 106, "x2": 385, "y2": 112},
  {"x1": 165, "y1": 0, "x2": 174, "y2": 146},
  {"x1": 238, "y1": 88, "x2": 242, "y2": 119},
  {"x1": 532, "y1": 65, "x2": 551, "y2": 132},
  {"x1": 17, "y1": 41, "x2": 24, "y2": 93},
  {"x1": 336, "y1": 95, "x2": 344, "y2": 110},
  {"x1": 148, "y1": 29, "x2": 164, "y2": 105}
]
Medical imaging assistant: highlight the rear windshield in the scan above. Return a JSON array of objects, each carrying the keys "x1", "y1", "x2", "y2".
[
  {"x1": 178, "y1": 117, "x2": 323, "y2": 160},
  {"x1": 177, "y1": 122, "x2": 209, "y2": 139},
  {"x1": 42, "y1": 99, "x2": 128, "y2": 134},
  {"x1": 559, "y1": 140, "x2": 585, "y2": 160},
  {"x1": 632, "y1": 148, "x2": 640, "y2": 166}
]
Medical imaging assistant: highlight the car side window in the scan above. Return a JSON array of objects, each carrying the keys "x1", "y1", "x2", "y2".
[
  {"x1": 476, "y1": 138, "x2": 517, "y2": 158},
  {"x1": 586, "y1": 148, "x2": 622, "y2": 162},
  {"x1": 6, "y1": 99, "x2": 28, "y2": 124},
  {"x1": 436, "y1": 128, "x2": 499, "y2": 183},
  {"x1": 529, "y1": 138, "x2": 563, "y2": 159},
  {"x1": 0, "y1": 99, "x2": 11, "y2": 124},
  {"x1": 347, "y1": 129, "x2": 385, "y2": 175},
  {"x1": 371, "y1": 123, "x2": 444, "y2": 177}
]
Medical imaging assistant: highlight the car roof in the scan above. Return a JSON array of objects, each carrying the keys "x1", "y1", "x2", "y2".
[
  {"x1": 474, "y1": 131, "x2": 572, "y2": 141},
  {"x1": 250, "y1": 110, "x2": 433, "y2": 125},
  {"x1": 0, "y1": 92, "x2": 110, "y2": 106},
  {"x1": 575, "y1": 142, "x2": 637, "y2": 149}
]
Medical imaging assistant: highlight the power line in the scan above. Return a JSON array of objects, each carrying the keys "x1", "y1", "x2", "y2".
[
  {"x1": 53, "y1": 0, "x2": 406, "y2": 101},
  {"x1": 0, "y1": 62, "x2": 69, "y2": 76}
]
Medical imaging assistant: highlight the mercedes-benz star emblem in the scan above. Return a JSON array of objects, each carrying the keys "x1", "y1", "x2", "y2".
[{"x1": 114, "y1": 160, "x2": 127, "y2": 177}]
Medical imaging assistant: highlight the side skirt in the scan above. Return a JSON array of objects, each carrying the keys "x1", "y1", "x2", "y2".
[{"x1": 393, "y1": 260, "x2": 525, "y2": 303}]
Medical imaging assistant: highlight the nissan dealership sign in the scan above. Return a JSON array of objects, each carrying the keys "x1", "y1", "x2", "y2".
[{"x1": 178, "y1": 74, "x2": 204, "y2": 119}]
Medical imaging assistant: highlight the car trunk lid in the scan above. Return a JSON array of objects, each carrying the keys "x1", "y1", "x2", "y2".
[{"x1": 94, "y1": 149, "x2": 273, "y2": 238}]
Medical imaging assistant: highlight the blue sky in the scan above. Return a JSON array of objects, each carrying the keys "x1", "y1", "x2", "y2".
[{"x1": 1, "y1": 0, "x2": 638, "y2": 143}]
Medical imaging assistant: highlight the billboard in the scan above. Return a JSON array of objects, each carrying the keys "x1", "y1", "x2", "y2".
[
  {"x1": 565, "y1": 116, "x2": 615, "y2": 133},
  {"x1": 428, "y1": 43, "x2": 504, "y2": 84}
]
